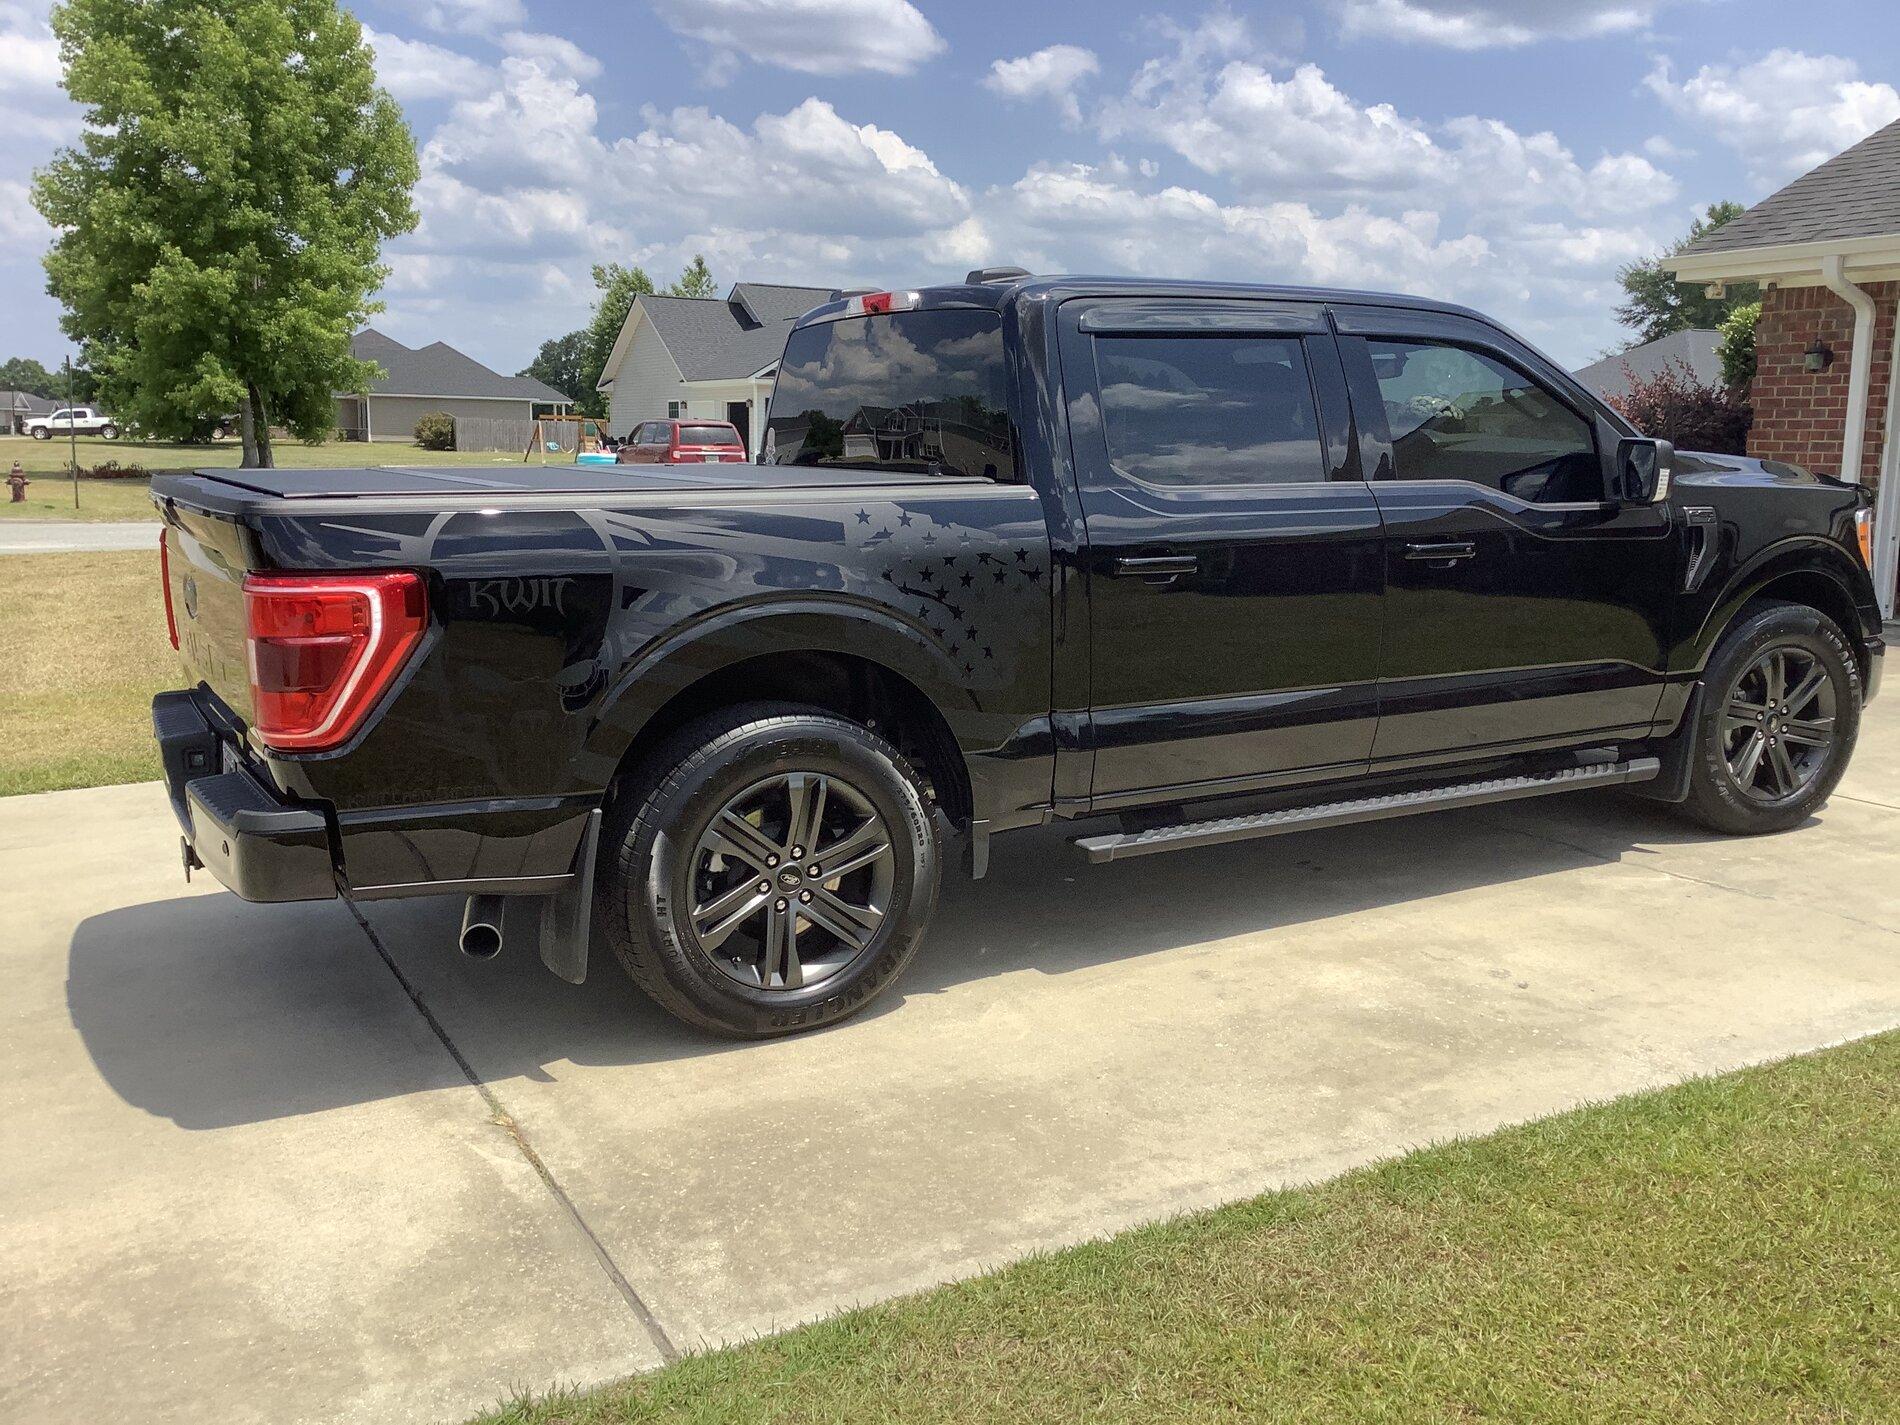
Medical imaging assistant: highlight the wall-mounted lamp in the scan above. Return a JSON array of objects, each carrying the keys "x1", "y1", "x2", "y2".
[{"x1": 1804, "y1": 338, "x2": 1834, "y2": 373}]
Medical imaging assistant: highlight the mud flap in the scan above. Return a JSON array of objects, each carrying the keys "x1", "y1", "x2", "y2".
[{"x1": 537, "y1": 807, "x2": 602, "y2": 984}]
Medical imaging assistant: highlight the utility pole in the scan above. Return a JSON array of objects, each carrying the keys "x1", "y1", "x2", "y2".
[{"x1": 66, "y1": 354, "x2": 79, "y2": 510}]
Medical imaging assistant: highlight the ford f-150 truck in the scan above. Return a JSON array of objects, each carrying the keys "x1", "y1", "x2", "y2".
[{"x1": 152, "y1": 272, "x2": 1886, "y2": 1037}]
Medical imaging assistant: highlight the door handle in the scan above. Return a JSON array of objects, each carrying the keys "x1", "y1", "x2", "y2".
[
  {"x1": 1403, "y1": 541, "x2": 1477, "y2": 564},
  {"x1": 1110, "y1": 555, "x2": 1199, "y2": 579}
]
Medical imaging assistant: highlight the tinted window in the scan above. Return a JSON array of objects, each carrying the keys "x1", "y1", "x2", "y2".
[
  {"x1": 678, "y1": 424, "x2": 740, "y2": 446},
  {"x1": 1092, "y1": 336, "x2": 1325, "y2": 487},
  {"x1": 765, "y1": 310, "x2": 1015, "y2": 481},
  {"x1": 1369, "y1": 340, "x2": 1599, "y2": 503}
]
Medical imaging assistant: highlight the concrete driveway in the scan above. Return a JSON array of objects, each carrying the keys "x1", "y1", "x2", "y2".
[
  {"x1": 6, "y1": 703, "x2": 1899, "y2": 1424},
  {"x1": 0, "y1": 520, "x2": 156, "y2": 554}
]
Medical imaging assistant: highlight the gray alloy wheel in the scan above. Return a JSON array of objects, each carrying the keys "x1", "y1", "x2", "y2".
[
  {"x1": 688, "y1": 770, "x2": 895, "y2": 992},
  {"x1": 1720, "y1": 644, "x2": 1838, "y2": 803}
]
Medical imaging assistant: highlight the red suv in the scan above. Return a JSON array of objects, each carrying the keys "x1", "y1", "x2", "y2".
[{"x1": 617, "y1": 419, "x2": 748, "y2": 464}]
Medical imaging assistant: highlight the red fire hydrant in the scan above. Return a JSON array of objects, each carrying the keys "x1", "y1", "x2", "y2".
[{"x1": 6, "y1": 461, "x2": 26, "y2": 503}]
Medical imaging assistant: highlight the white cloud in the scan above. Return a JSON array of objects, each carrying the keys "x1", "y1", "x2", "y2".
[
  {"x1": 361, "y1": 27, "x2": 494, "y2": 102},
  {"x1": 500, "y1": 30, "x2": 603, "y2": 81},
  {"x1": 1337, "y1": 0, "x2": 1666, "y2": 49},
  {"x1": 650, "y1": 0, "x2": 946, "y2": 78},
  {"x1": 387, "y1": 0, "x2": 526, "y2": 37},
  {"x1": 1645, "y1": 49, "x2": 1900, "y2": 188},
  {"x1": 1099, "y1": 43, "x2": 1676, "y2": 219},
  {"x1": 983, "y1": 45, "x2": 1100, "y2": 126},
  {"x1": 0, "y1": 0, "x2": 78, "y2": 145}
]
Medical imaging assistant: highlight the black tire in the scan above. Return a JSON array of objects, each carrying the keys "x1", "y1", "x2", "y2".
[
  {"x1": 31, "y1": 427, "x2": 49, "y2": 440},
  {"x1": 1679, "y1": 599, "x2": 1861, "y2": 835},
  {"x1": 98, "y1": 424, "x2": 118, "y2": 440},
  {"x1": 598, "y1": 702, "x2": 940, "y2": 1037}
]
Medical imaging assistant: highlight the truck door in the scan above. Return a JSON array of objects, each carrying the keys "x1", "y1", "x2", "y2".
[
  {"x1": 1058, "y1": 297, "x2": 1385, "y2": 804},
  {"x1": 1331, "y1": 305, "x2": 1675, "y2": 762}
]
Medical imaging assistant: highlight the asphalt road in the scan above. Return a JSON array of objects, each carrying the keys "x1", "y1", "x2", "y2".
[{"x1": 5, "y1": 701, "x2": 1899, "y2": 1423}]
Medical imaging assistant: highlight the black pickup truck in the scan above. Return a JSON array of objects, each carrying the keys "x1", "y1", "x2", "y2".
[{"x1": 152, "y1": 272, "x2": 1885, "y2": 1036}]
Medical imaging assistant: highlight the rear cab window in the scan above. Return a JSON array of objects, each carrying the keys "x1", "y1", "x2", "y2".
[{"x1": 764, "y1": 309, "x2": 1017, "y2": 481}]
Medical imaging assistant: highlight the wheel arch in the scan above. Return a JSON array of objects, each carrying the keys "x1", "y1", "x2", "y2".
[
  {"x1": 587, "y1": 603, "x2": 976, "y2": 829},
  {"x1": 1694, "y1": 539, "x2": 1874, "y2": 682}
]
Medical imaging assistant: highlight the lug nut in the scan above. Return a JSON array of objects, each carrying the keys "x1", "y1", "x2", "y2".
[
  {"x1": 758, "y1": 881, "x2": 771, "y2": 893},
  {"x1": 808, "y1": 864, "x2": 821, "y2": 876},
  {"x1": 774, "y1": 898, "x2": 788, "y2": 911},
  {"x1": 766, "y1": 854, "x2": 778, "y2": 867},
  {"x1": 799, "y1": 890, "x2": 813, "y2": 903},
  {"x1": 790, "y1": 845, "x2": 805, "y2": 859}
]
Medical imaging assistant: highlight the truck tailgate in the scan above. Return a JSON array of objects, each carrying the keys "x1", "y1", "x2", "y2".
[{"x1": 162, "y1": 503, "x2": 255, "y2": 725}]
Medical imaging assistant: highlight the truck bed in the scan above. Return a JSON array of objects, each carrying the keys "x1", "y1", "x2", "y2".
[{"x1": 160, "y1": 462, "x2": 983, "y2": 503}]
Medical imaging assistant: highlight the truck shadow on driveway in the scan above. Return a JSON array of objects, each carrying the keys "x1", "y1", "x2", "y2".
[{"x1": 68, "y1": 794, "x2": 1763, "y2": 1130}]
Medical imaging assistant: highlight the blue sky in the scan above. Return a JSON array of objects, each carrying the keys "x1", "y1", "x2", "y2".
[{"x1": 3, "y1": 0, "x2": 1897, "y2": 376}]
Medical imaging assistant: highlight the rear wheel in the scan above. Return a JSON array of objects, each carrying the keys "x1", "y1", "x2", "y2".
[
  {"x1": 599, "y1": 703, "x2": 940, "y2": 1037},
  {"x1": 1679, "y1": 601, "x2": 1860, "y2": 834},
  {"x1": 97, "y1": 424, "x2": 119, "y2": 440}
]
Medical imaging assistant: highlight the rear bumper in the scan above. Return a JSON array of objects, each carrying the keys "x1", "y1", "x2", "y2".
[
  {"x1": 154, "y1": 689, "x2": 595, "y2": 904},
  {"x1": 154, "y1": 690, "x2": 336, "y2": 901}
]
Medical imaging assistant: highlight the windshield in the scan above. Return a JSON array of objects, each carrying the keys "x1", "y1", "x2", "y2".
[{"x1": 764, "y1": 309, "x2": 1016, "y2": 481}]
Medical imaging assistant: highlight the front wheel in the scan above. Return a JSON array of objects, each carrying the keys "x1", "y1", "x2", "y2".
[
  {"x1": 30, "y1": 427, "x2": 49, "y2": 440},
  {"x1": 1679, "y1": 600, "x2": 1861, "y2": 835},
  {"x1": 599, "y1": 703, "x2": 941, "y2": 1037}
]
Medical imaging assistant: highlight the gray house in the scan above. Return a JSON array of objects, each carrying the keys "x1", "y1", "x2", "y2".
[
  {"x1": 596, "y1": 282, "x2": 839, "y2": 457},
  {"x1": 1572, "y1": 328, "x2": 1723, "y2": 403},
  {"x1": 2, "y1": 390, "x2": 57, "y2": 435},
  {"x1": 337, "y1": 329, "x2": 569, "y2": 441}
]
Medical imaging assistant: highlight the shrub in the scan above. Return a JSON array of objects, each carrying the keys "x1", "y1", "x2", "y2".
[
  {"x1": 1608, "y1": 359, "x2": 1752, "y2": 455},
  {"x1": 413, "y1": 412, "x2": 455, "y2": 450},
  {"x1": 1718, "y1": 301, "x2": 1760, "y2": 391},
  {"x1": 78, "y1": 459, "x2": 151, "y2": 480}
]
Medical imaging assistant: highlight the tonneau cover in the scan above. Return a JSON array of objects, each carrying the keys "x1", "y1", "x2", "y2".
[{"x1": 182, "y1": 463, "x2": 984, "y2": 500}]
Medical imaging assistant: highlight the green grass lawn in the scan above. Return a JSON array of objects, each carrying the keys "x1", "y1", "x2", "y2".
[
  {"x1": 2, "y1": 432, "x2": 537, "y2": 522},
  {"x1": 476, "y1": 1032, "x2": 1898, "y2": 1425},
  {"x1": 0, "y1": 550, "x2": 177, "y2": 795},
  {"x1": 0, "y1": 476, "x2": 163, "y2": 522}
]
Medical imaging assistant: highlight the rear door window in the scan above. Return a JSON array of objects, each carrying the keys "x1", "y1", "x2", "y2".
[
  {"x1": 765, "y1": 309, "x2": 1016, "y2": 481},
  {"x1": 1091, "y1": 335, "x2": 1326, "y2": 487}
]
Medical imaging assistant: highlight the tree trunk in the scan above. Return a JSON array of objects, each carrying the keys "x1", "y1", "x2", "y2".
[
  {"x1": 247, "y1": 383, "x2": 275, "y2": 468},
  {"x1": 238, "y1": 391, "x2": 260, "y2": 468}
]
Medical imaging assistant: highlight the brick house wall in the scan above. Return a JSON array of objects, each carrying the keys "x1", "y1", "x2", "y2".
[{"x1": 1748, "y1": 281, "x2": 1896, "y2": 490}]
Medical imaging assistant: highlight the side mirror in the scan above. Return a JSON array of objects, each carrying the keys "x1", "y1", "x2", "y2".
[{"x1": 1615, "y1": 436, "x2": 1673, "y2": 504}]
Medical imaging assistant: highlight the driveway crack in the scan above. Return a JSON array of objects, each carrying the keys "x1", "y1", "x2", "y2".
[{"x1": 345, "y1": 900, "x2": 680, "y2": 1365}]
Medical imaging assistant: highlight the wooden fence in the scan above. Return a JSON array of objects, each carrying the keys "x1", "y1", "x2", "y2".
[{"x1": 452, "y1": 415, "x2": 537, "y2": 453}]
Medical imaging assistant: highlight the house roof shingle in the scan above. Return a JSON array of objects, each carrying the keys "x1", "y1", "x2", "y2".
[
  {"x1": 1572, "y1": 328, "x2": 1723, "y2": 400},
  {"x1": 637, "y1": 285, "x2": 840, "y2": 383},
  {"x1": 1678, "y1": 119, "x2": 1900, "y2": 257},
  {"x1": 349, "y1": 328, "x2": 568, "y2": 403}
]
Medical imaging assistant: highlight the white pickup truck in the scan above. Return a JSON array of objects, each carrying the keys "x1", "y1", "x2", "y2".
[{"x1": 25, "y1": 406, "x2": 120, "y2": 440}]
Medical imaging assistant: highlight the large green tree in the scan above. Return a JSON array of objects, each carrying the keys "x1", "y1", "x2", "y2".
[
  {"x1": 1614, "y1": 201, "x2": 1759, "y2": 348},
  {"x1": 519, "y1": 330, "x2": 589, "y2": 407},
  {"x1": 33, "y1": 0, "x2": 418, "y2": 466},
  {"x1": 573, "y1": 262, "x2": 655, "y2": 418},
  {"x1": 0, "y1": 356, "x2": 61, "y2": 399}
]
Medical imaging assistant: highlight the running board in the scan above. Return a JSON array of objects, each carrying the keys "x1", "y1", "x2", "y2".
[{"x1": 1074, "y1": 756, "x2": 1661, "y2": 864}]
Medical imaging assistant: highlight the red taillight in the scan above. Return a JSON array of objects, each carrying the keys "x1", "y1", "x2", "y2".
[
  {"x1": 159, "y1": 529, "x2": 180, "y2": 650},
  {"x1": 242, "y1": 572, "x2": 427, "y2": 751}
]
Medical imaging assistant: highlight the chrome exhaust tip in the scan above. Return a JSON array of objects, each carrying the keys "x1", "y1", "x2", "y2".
[{"x1": 459, "y1": 894, "x2": 505, "y2": 959}]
